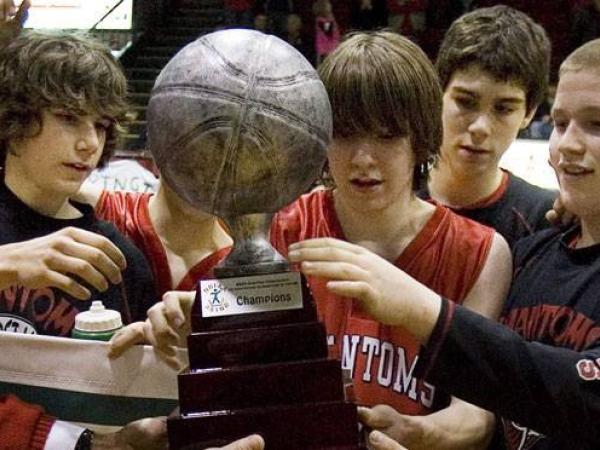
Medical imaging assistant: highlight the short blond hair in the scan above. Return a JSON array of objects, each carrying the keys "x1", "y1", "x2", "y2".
[{"x1": 559, "y1": 38, "x2": 600, "y2": 77}]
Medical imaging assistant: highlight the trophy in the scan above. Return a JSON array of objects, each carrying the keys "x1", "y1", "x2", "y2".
[{"x1": 147, "y1": 29, "x2": 361, "y2": 449}]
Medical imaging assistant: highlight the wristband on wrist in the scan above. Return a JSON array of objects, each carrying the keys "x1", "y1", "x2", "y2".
[{"x1": 75, "y1": 428, "x2": 94, "y2": 450}]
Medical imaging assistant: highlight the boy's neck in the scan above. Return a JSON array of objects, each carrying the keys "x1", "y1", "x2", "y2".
[
  {"x1": 148, "y1": 184, "x2": 232, "y2": 255},
  {"x1": 428, "y1": 161, "x2": 505, "y2": 208},
  {"x1": 578, "y1": 217, "x2": 600, "y2": 248},
  {"x1": 332, "y1": 189, "x2": 435, "y2": 262},
  {"x1": 4, "y1": 172, "x2": 81, "y2": 219}
]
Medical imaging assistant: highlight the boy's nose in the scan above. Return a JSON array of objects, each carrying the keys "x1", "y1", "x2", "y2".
[
  {"x1": 557, "y1": 123, "x2": 585, "y2": 157},
  {"x1": 350, "y1": 143, "x2": 377, "y2": 166},
  {"x1": 467, "y1": 113, "x2": 492, "y2": 142},
  {"x1": 76, "y1": 121, "x2": 101, "y2": 152}
]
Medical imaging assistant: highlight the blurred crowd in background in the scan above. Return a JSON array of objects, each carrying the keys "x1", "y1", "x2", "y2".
[{"x1": 208, "y1": 0, "x2": 600, "y2": 140}]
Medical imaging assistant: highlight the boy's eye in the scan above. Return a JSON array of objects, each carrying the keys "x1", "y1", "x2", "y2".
[
  {"x1": 585, "y1": 121, "x2": 600, "y2": 132},
  {"x1": 552, "y1": 118, "x2": 567, "y2": 131},
  {"x1": 494, "y1": 104, "x2": 515, "y2": 115},
  {"x1": 455, "y1": 96, "x2": 477, "y2": 109},
  {"x1": 54, "y1": 111, "x2": 79, "y2": 124}
]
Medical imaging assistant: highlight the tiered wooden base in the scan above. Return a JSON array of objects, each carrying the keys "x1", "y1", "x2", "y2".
[{"x1": 167, "y1": 274, "x2": 362, "y2": 449}]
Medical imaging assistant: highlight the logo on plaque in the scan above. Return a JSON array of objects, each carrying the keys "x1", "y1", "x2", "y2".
[{"x1": 202, "y1": 282, "x2": 230, "y2": 314}]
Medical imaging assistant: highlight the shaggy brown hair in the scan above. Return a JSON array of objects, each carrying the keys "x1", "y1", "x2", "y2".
[
  {"x1": 0, "y1": 32, "x2": 129, "y2": 167},
  {"x1": 318, "y1": 31, "x2": 443, "y2": 190},
  {"x1": 436, "y1": 5, "x2": 550, "y2": 113}
]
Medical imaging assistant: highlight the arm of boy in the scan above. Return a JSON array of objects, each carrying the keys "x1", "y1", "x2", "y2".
[
  {"x1": 367, "y1": 430, "x2": 408, "y2": 450},
  {"x1": 0, "y1": 227, "x2": 126, "y2": 300},
  {"x1": 108, "y1": 290, "x2": 195, "y2": 370},
  {"x1": 359, "y1": 399, "x2": 495, "y2": 450},
  {"x1": 410, "y1": 232, "x2": 510, "y2": 448},
  {"x1": 545, "y1": 194, "x2": 578, "y2": 228},
  {"x1": 287, "y1": 237, "x2": 600, "y2": 446},
  {"x1": 208, "y1": 435, "x2": 265, "y2": 450},
  {"x1": 94, "y1": 419, "x2": 264, "y2": 450},
  {"x1": 0, "y1": 0, "x2": 29, "y2": 45},
  {"x1": 351, "y1": 235, "x2": 511, "y2": 450}
]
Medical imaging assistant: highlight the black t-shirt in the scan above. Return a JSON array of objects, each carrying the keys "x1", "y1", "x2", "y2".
[
  {"x1": 420, "y1": 171, "x2": 557, "y2": 248},
  {"x1": 420, "y1": 227, "x2": 600, "y2": 449},
  {"x1": 0, "y1": 182, "x2": 157, "y2": 336}
]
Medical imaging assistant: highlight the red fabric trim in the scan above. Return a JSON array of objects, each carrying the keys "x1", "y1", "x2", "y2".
[
  {"x1": 176, "y1": 246, "x2": 232, "y2": 291},
  {"x1": 29, "y1": 414, "x2": 54, "y2": 450},
  {"x1": 395, "y1": 205, "x2": 447, "y2": 268},
  {"x1": 461, "y1": 170, "x2": 509, "y2": 210},
  {"x1": 427, "y1": 299, "x2": 456, "y2": 371},
  {"x1": 96, "y1": 191, "x2": 231, "y2": 296}
]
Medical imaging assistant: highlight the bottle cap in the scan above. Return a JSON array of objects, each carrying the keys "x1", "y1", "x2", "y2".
[{"x1": 74, "y1": 300, "x2": 123, "y2": 332}]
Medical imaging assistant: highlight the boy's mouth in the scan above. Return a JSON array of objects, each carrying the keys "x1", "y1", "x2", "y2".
[
  {"x1": 63, "y1": 162, "x2": 92, "y2": 173},
  {"x1": 459, "y1": 145, "x2": 489, "y2": 154},
  {"x1": 350, "y1": 178, "x2": 382, "y2": 189},
  {"x1": 560, "y1": 163, "x2": 593, "y2": 177}
]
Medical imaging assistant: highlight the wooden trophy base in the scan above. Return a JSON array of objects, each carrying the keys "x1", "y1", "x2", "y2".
[
  {"x1": 168, "y1": 401, "x2": 360, "y2": 450},
  {"x1": 168, "y1": 272, "x2": 363, "y2": 449}
]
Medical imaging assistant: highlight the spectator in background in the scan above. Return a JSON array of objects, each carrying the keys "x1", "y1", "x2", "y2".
[
  {"x1": 349, "y1": 0, "x2": 387, "y2": 31},
  {"x1": 387, "y1": 0, "x2": 427, "y2": 44},
  {"x1": 285, "y1": 13, "x2": 315, "y2": 64},
  {"x1": 0, "y1": 0, "x2": 15, "y2": 20},
  {"x1": 264, "y1": 0, "x2": 293, "y2": 37},
  {"x1": 223, "y1": 0, "x2": 254, "y2": 28},
  {"x1": 313, "y1": 0, "x2": 340, "y2": 65},
  {"x1": 0, "y1": 0, "x2": 26, "y2": 44},
  {"x1": 570, "y1": 0, "x2": 600, "y2": 52},
  {"x1": 253, "y1": 12, "x2": 270, "y2": 33},
  {"x1": 422, "y1": 0, "x2": 465, "y2": 58},
  {"x1": 528, "y1": 84, "x2": 556, "y2": 140}
]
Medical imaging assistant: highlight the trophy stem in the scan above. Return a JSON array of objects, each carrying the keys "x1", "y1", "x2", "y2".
[{"x1": 214, "y1": 212, "x2": 289, "y2": 277}]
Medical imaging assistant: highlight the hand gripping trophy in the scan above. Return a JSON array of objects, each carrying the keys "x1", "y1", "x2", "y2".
[{"x1": 148, "y1": 29, "x2": 361, "y2": 449}]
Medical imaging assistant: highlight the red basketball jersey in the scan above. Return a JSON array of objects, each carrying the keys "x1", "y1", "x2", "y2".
[
  {"x1": 96, "y1": 191, "x2": 230, "y2": 297},
  {"x1": 270, "y1": 189, "x2": 494, "y2": 414}
]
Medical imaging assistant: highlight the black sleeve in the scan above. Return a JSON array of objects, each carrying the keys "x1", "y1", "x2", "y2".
[
  {"x1": 98, "y1": 222, "x2": 158, "y2": 323},
  {"x1": 419, "y1": 299, "x2": 600, "y2": 447},
  {"x1": 120, "y1": 235, "x2": 158, "y2": 322}
]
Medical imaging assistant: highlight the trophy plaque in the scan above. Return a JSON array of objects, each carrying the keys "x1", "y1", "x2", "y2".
[{"x1": 147, "y1": 29, "x2": 362, "y2": 449}]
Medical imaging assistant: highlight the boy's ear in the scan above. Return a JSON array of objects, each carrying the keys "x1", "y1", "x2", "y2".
[{"x1": 520, "y1": 106, "x2": 537, "y2": 130}]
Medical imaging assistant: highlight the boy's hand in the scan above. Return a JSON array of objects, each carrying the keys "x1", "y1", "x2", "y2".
[
  {"x1": 0, "y1": 227, "x2": 126, "y2": 300},
  {"x1": 92, "y1": 417, "x2": 263, "y2": 450},
  {"x1": 360, "y1": 405, "x2": 426, "y2": 450},
  {"x1": 92, "y1": 417, "x2": 167, "y2": 450},
  {"x1": 545, "y1": 194, "x2": 578, "y2": 228},
  {"x1": 288, "y1": 238, "x2": 441, "y2": 343},
  {"x1": 288, "y1": 238, "x2": 409, "y2": 324},
  {"x1": 367, "y1": 431, "x2": 409, "y2": 450},
  {"x1": 208, "y1": 435, "x2": 265, "y2": 450},
  {"x1": 108, "y1": 291, "x2": 195, "y2": 369},
  {"x1": 0, "y1": 0, "x2": 30, "y2": 45}
]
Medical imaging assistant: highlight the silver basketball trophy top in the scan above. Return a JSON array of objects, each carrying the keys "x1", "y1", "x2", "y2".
[
  {"x1": 148, "y1": 29, "x2": 331, "y2": 276},
  {"x1": 157, "y1": 31, "x2": 363, "y2": 450}
]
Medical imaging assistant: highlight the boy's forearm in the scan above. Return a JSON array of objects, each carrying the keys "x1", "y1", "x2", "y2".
[
  {"x1": 422, "y1": 303, "x2": 600, "y2": 445},
  {"x1": 378, "y1": 268, "x2": 444, "y2": 344},
  {"x1": 0, "y1": 243, "x2": 20, "y2": 290}
]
